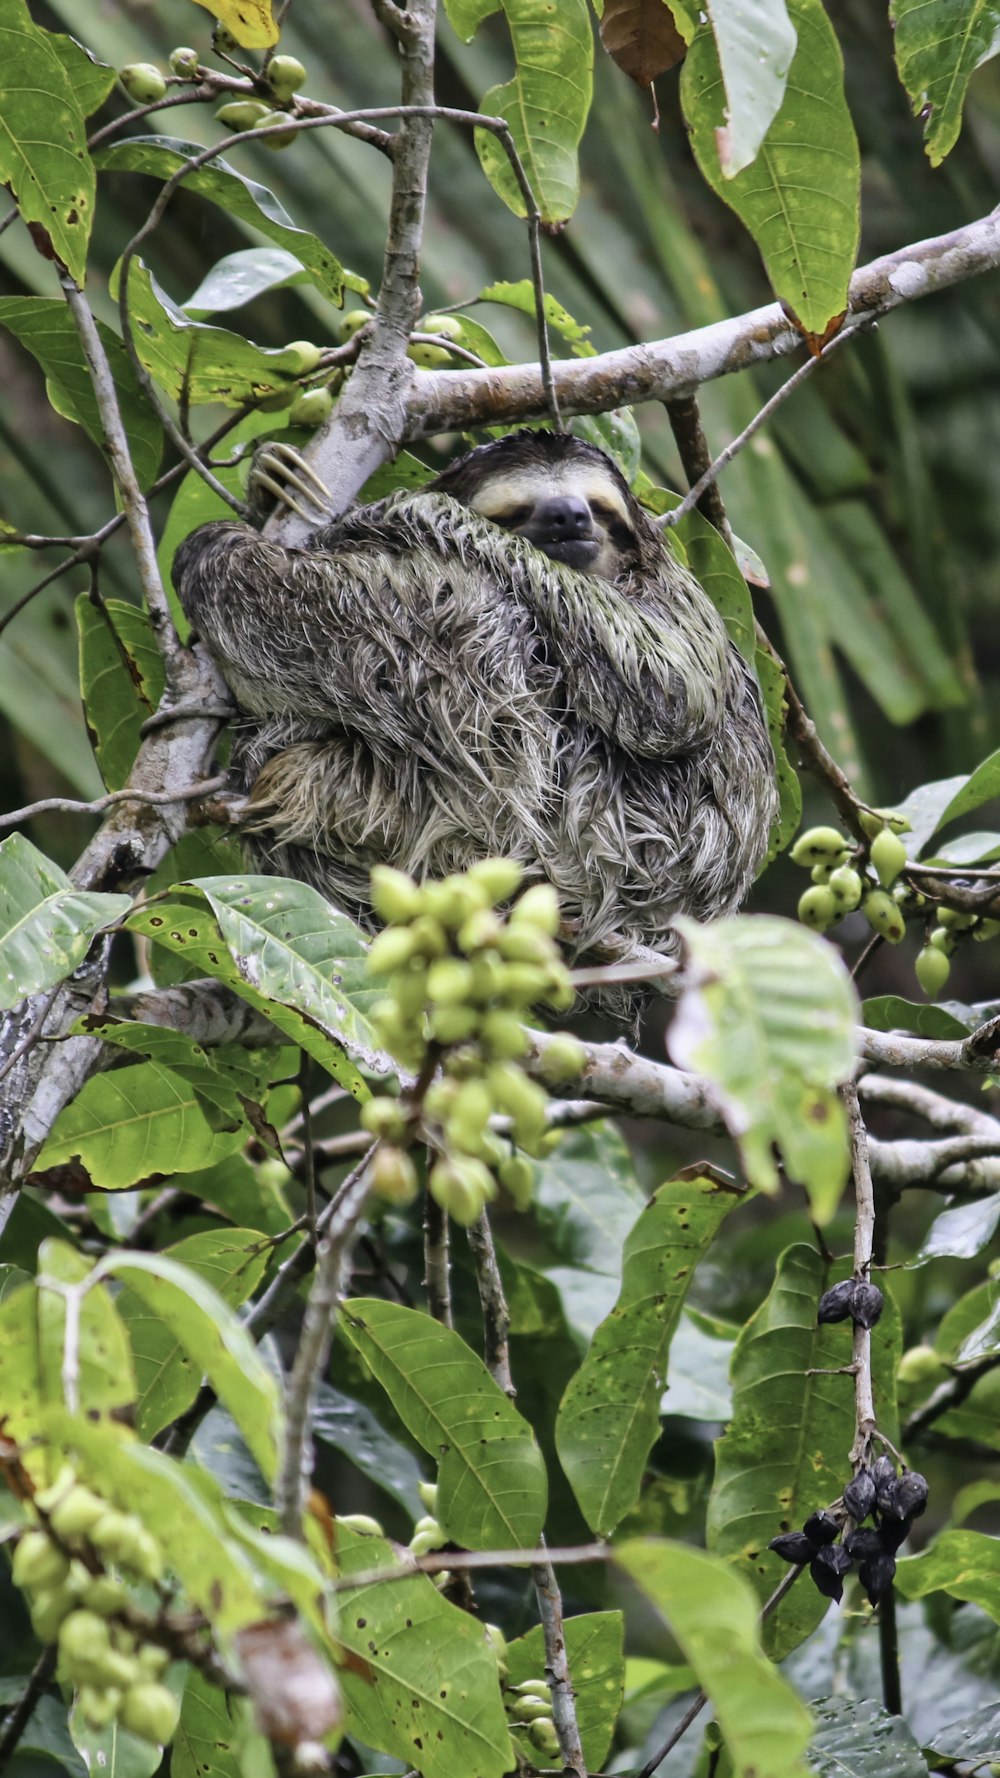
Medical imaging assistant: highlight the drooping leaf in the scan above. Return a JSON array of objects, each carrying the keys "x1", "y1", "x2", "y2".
[
  {"x1": 681, "y1": 0, "x2": 859, "y2": 338},
  {"x1": 95, "y1": 139, "x2": 345, "y2": 304},
  {"x1": 616, "y1": 1538, "x2": 813, "y2": 1778},
  {"x1": 189, "y1": 0, "x2": 279, "y2": 49},
  {"x1": 0, "y1": 297, "x2": 162, "y2": 489},
  {"x1": 76, "y1": 596, "x2": 165, "y2": 789},
  {"x1": 0, "y1": 834, "x2": 131, "y2": 1010},
  {"x1": 335, "y1": 1522, "x2": 514, "y2": 1778},
  {"x1": 891, "y1": 0, "x2": 1000, "y2": 167},
  {"x1": 706, "y1": 1244, "x2": 901, "y2": 1659},
  {"x1": 0, "y1": 0, "x2": 94, "y2": 283},
  {"x1": 668, "y1": 914, "x2": 858, "y2": 1219},
  {"x1": 340, "y1": 1298, "x2": 548, "y2": 1549},
  {"x1": 556, "y1": 1174, "x2": 745, "y2": 1535},
  {"x1": 598, "y1": 0, "x2": 687, "y2": 89},
  {"x1": 505, "y1": 1612, "x2": 624, "y2": 1769},
  {"x1": 532, "y1": 1122, "x2": 646, "y2": 1276},
  {"x1": 701, "y1": 0, "x2": 798, "y2": 176}
]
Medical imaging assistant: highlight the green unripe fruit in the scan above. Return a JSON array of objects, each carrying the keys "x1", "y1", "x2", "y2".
[
  {"x1": 288, "y1": 387, "x2": 334, "y2": 428},
  {"x1": 97, "y1": 1649, "x2": 141, "y2": 1691},
  {"x1": 498, "y1": 961, "x2": 553, "y2": 1004},
  {"x1": 369, "y1": 1146, "x2": 419, "y2": 1206},
  {"x1": 413, "y1": 1515, "x2": 442, "y2": 1536},
  {"x1": 810, "y1": 861, "x2": 833, "y2": 884},
  {"x1": 467, "y1": 858, "x2": 524, "y2": 904},
  {"x1": 391, "y1": 967, "x2": 429, "y2": 1020},
  {"x1": 267, "y1": 53, "x2": 308, "y2": 97},
  {"x1": 447, "y1": 1079, "x2": 493, "y2": 1144},
  {"x1": 537, "y1": 1033, "x2": 587, "y2": 1086},
  {"x1": 512, "y1": 1697, "x2": 555, "y2": 1723},
  {"x1": 484, "y1": 1622, "x2": 508, "y2": 1669},
  {"x1": 409, "y1": 1526, "x2": 448, "y2": 1556},
  {"x1": 862, "y1": 890, "x2": 906, "y2": 944},
  {"x1": 480, "y1": 1009, "x2": 528, "y2": 1059},
  {"x1": 89, "y1": 1512, "x2": 161, "y2": 1581},
  {"x1": 897, "y1": 1344, "x2": 948, "y2": 1386},
  {"x1": 928, "y1": 925, "x2": 957, "y2": 955},
  {"x1": 30, "y1": 1586, "x2": 76, "y2": 1643},
  {"x1": 511, "y1": 883, "x2": 560, "y2": 935},
  {"x1": 423, "y1": 878, "x2": 483, "y2": 927},
  {"x1": 859, "y1": 807, "x2": 911, "y2": 837},
  {"x1": 893, "y1": 881, "x2": 926, "y2": 911},
  {"x1": 340, "y1": 308, "x2": 373, "y2": 340},
  {"x1": 828, "y1": 865, "x2": 863, "y2": 911},
  {"x1": 936, "y1": 905, "x2": 976, "y2": 930},
  {"x1": 915, "y1": 946, "x2": 951, "y2": 997},
  {"x1": 13, "y1": 1531, "x2": 71, "y2": 1592},
  {"x1": 870, "y1": 827, "x2": 908, "y2": 888},
  {"x1": 78, "y1": 1685, "x2": 123, "y2": 1729},
  {"x1": 120, "y1": 63, "x2": 167, "y2": 103},
  {"x1": 284, "y1": 339, "x2": 326, "y2": 375},
  {"x1": 790, "y1": 826, "x2": 850, "y2": 867},
  {"x1": 420, "y1": 314, "x2": 465, "y2": 341},
  {"x1": 137, "y1": 1645, "x2": 170, "y2": 1680},
  {"x1": 428, "y1": 1003, "x2": 480, "y2": 1044},
  {"x1": 360, "y1": 1096, "x2": 408, "y2": 1141},
  {"x1": 498, "y1": 926, "x2": 554, "y2": 966},
  {"x1": 370, "y1": 865, "x2": 422, "y2": 924},
  {"x1": 336, "y1": 1513, "x2": 386, "y2": 1536},
  {"x1": 528, "y1": 1717, "x2": 561, "y2": 1757},
  {"x1": 458, "y1": 909, "x2": 503, "y2": 954},
  {"x1": 215, "y1": 99, "x2": 271, "y2": 131},
  {"x1": 426, "y1": 959, "x2": 474, "y2": 1004},
  {"x1": 408, "y1": 342, "x2": 454, "y2": 368},
  {"x1": 169, "y1": 46, "x2": 200, "y2": 76},
  {"x1": 512, "y1": 1679, "x2": 553, "y2": 1699},
  {"x1": 81, "y1": 1576, "x2": 128, "y2": 1617},
  {"x1": 119, "y1": 1682, "x2": 180, "y2": 1747},
  {"x1": 254, "y1": 109, "x2": 297, "y2": 148},
  {"x1": 417, "y1": 1481, "x2": 438, "y2": 1514},
  {"x1": 367, "y1": 926, "x2": 419, "y2": 974},
  {"x1": 58, "y1": 1609, "x2": 112, "y2": 1676},
  {"x1": 410, "y1": 915, "x2": 447, "y2": 958},
  {"x1": 498, "y1": 1152, "x2": 534, "y2": 1208},
  {"x1": 429, "y1": 1156, "x2": 496, "y2": 1225},
  {"x1": 424, "y1": 1079, "x2": 459, "y2": 1122},
  {"x1": 48, "y1": 1485, "x2": 106, "y2": 1542},
  {"x1": 797, "y1": 885, "x2": 837, "y2": 932},
  {"x1": 975, "y1": 917, "x2": 1000, "y2": 941},
  {"x1": 488, "y1": 1063, "x2": 547, "y2": 1145}
]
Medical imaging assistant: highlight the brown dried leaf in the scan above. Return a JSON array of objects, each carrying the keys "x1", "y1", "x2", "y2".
[{"x1": 599, "y1": 0, "x2": 686, "y2": 87}]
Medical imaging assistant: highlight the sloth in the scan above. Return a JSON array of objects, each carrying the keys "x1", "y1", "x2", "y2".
[{"x1": 173, "y1": 429, "x2": 777, "y2": 966}]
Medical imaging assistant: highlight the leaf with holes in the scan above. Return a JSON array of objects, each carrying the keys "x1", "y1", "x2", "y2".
[
  {"x1": 0, "y1": 0, "x2": 94, "y2": 283},
  {"x1": 891, "y1": 0, "x2": 1000, "y2": 167},
  {"x1": 0, "y1": 834, "x2": 131, "y2": 1010}
]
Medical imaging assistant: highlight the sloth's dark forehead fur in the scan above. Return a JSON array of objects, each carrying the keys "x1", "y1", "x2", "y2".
[{"x1": 429, "y1": 429, "x2": 633, "y2": 509}]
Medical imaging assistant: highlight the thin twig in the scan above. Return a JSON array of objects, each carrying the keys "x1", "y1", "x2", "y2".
[
  {"x1": 843, "y1": 1083, "x2": 876, "y2": 1467},
  {"x1": 423, "y1": 1186, "x2": 453, "y2": 1328},
  {"x1": 0, "y1": 775, "x2": 229, "y2": 831},
  {"x1": 664, "y1": 395, "x2": 733, "y2": 545}
]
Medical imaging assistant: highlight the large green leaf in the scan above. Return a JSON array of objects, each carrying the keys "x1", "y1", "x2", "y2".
[
  {"x1": 0, "y1": 0, "x2": 93, "y2": 284},
  {"x1": 127, "y1": 877, "x2": 386, "y2": 1097},
  {"x1": 681, "y1": 0, "x2": 859, "y2": 336},
  {"x1": 699, "y1": 0, "x2": 797, "y2": 177},
  {"x1": 446, "y1": 0, "x2": 594, "y2": 223},
  {"x1": 0, "y1": 297, "x2": 163, "y2": 489},
  {"x1": 555, "y1": 1174, "x2": 744, "y2": 1535},
  {"x1": 0, "y1": 1242, "x2": 136, "y2": 1455},
  {"x1": 891, "y1": 0, "x2": 1000, "y2": 166},
  {"x1": 808, "y1": 1696, "x2": 928, "y2": 1778},
  {"x1": 173, "y1": 1671, "x2": 251, "y2": 1778},
  {"x1": 49, "y1": 30, "x2": 116, "y2": 118},
  {"x1": 706, "y1": 1245, "x2": 901, "y2": 1660},
  {"x1": 616, "y1": 1538, "x2": 813, "y2": 1778},
  {"x1": 668, "y1": 914, "x2": 858, "y2": 1219},
  {"x1": 505, "y1": 1613, "x2": 624, "y2": 1769},
  {"x1": 896, "y1": 1530, "x2": 1000, "y2": 1622},
  {"x1": 340, "y1": 1298, "x2": 548, "y2": 1549},
  {"x1": 0, "y1": 833, "x2": 131, "y2": 1009},
  {"x1": 76, "y1": 596, "x2": 165, "y2": 790},
  {"x1": 95, "y1": 137, "x2": 346, "y2": 303},
  {"x1": 108, "y1": 1235, "x2": 281, "y2": 1474},
  {"x1": 532, "y1": 1121, "x2": 646, "y2": 1275},
  {"x1": 335, "y1": 1522, "x2": 514, "y2": 1778}
]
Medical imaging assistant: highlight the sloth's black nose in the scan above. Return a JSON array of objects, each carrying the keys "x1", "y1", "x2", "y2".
[{"x1": 531, "y1": 495, "x2": 594, "y2": 539}]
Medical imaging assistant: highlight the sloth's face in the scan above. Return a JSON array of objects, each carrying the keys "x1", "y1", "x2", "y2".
[{"x1": 466, "y1": 463, "x2": 638, "y2": 578}]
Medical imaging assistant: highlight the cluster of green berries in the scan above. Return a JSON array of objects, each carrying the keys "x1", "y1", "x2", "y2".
[
  {"x1": 792, "y1": 814, "x2": 996, "y2": 996},
  {"x1": 13, "y1": 1471, "x2": 178, "y2": 1746},
  {"x1": 362, "y1": 860, "x2": 585, "y2": 1228},
  {"x1": 119, "y1": 45, "x2": 308, "y2": 148},
  {"x1": 505, "y1": 1677, "x2": 561, "y2": 1763},
  {"x1": 340, "y1": 308, "x2": 466, "y2": 370}
]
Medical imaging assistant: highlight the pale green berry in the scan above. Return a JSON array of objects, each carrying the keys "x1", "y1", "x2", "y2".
[
  {"x1": 420, "y1": 314, "x2": 464, "y2": 341},
  {"x1": 119, "y1": 1682, "x2": 180, "y2": 1747},
  {"x1": 537, "y1": 1033, "x2": 587, "y2": 1085},
  {"x1": 870, "y1": 827, "x2": 908, "y2": 888},
  {"x1": 408, "y1": 341, "x2": 454, "y2": 368},
  {"x1": 936, "y1": 905, "x2": 976, "y2": 930},
  {"x1": 498, "y1": 1153, "x2": 534, "y2": 1208},
  {"x1": 467, "y1": 858, "x2": 524, "y2": 904},
  {"x1": 862, "y1": 890, "x2": 906, "y2": 943},
  {"x1": 257, "y1": 109, "x2": 298, "y2": 149},
  {"x1": 790, "y1": 826, "x2": 850, "y2": 867},
  {"x1": 915, "y1": 946, "x2": 951, "y2": 997},
  {"x1": 417, "y1": 1481, "x2": 438, "y2": 1514},
  {"x1": 336, "y1": 1513, "x2": 385, "y2": 1536},
  {"x1": 120, "y1": 63, "x2": 167, "y2": 103},
  {"x1": 169, "y1": 47, "x2": 200, "y2": 76},
  {"x1": 928, "y1": 925, "x2": 956, "y2": 955},
  {"x1": 215, "y1": 99, "x2": 270, "y2": 131},
  {"x1": 828, "y1": 865, "x2": 863, "y2": 911},
  {"x1": 13, "y1": 1531, "x2": 70, "y2": 1592},
  {"x1": 340, "y1": 309, "x2": 373, "y2": 340},
  {"x1": 267, "y1": 53, "x2": 308, "y2": 97},
  {"x1": 797, "y1": 885, "x2": 837, "y2": 932},
  {"x1": 288, "y1": 387, "x2": 334, "y2": 427},
  {"x1": 369, "y1": 1146, "x2": 419, "y2": 1206},
  {"x1": 510, "y1": 883, "x2": 560, "y2": 935},
  {"x1": 370, "y1": 865, "x2": 423, "y2": 924}
]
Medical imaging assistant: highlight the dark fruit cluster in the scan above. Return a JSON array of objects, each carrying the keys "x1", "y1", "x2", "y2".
[
  {"x1": 13, "y1": 1470, "x2": 178, "y2": 1745},
  {"x1": 817, "y1": 1276, "x2": 884, "y2": 1329},
  {"x1": 362, "y1": 860, "x2": 583, "y2": 1226},
  {"x1": 769, "y1": 1455, "x2": 929, "y2": 1606}
]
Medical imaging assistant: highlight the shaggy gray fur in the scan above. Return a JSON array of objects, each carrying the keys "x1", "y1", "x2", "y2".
[{"x1": 173, "y1": 433, "x2": 777, "y2": 966}]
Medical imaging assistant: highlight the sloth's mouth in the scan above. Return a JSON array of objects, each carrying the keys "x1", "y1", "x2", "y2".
[{"x1": 536, "y1": 536, "x2": 601, "y2": 570}]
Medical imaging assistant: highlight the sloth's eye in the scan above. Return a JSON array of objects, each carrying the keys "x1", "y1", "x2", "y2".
[{"x1": 494, "y1": 505, "x2": 533, "y2": 530}]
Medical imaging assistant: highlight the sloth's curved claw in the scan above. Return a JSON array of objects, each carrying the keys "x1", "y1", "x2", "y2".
[{"x1": 251, "y1": 442, "x2": 332, "y2": 524}]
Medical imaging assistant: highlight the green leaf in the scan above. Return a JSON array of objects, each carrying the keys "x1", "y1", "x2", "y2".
[
  {"x1": 340, "y1": 1298, "x2": 548, "y2": 1549},
  {"x1": 533, "y1": 1123, "x2": 646, "y2": 1276},
  {"x1": 681, "y1": 0, "x2": 859, "y2": 336},
  {"x1": 478, "y1": 279, "x2": 594, "y2": 352},
  {"x1": 110, "y1": 1233, "x2": 279, "y2": 1471},
  {"x1": 0, "y1": 297, "x2": 163, "y2": 489},
  {"x1": 459, "y1": 0, "x2": 594, "y2": 223},
  {"x1": 335, "y1": 1522, "x2": 514, "y2": 1778},
  {"x1": 114, "y1": 259, "x2": 331, "y2": 409},
  {"x1": 46, "y1": 1412, "x2": 270, "y2": 1636},
  {"x1": 0, "y1": 0, "x2": 94, "y2": 284},
  {"x1": 807, "y1": 1695, "x2": 928, "y2": 1778},
  {"x1": 128, "y1": 878, "x2": 384, "y2": 1097},
  {"x1": 76, "y1": 596, "x2": 165, "y2": 790},
  {"x1": 915, "y1": 1194, "x2": 1000, "y2": 1266},
  {"x1": 926, "y1": 1700, "x2": 1000, "y2": 1764},
  {"x1": 505, "y1": 1613, "x2": 624, "y2": 1769},
  {"x1": 49, "y1": 31, "x2": 116, "y2": 119},
  {"x1": 0, "y1": 834, "x2": 131, "y2": 1009},
  {"x1": 891, "y1": 0, "x2": 1000, "y2": 166},
  {"x1": 755, "y1": 645, "x2": 801, "y2": 860},
  {"x1": 313, "y1": 1382, "x2": 427, "y2": 1516},
  {"x1": 0, "y1": 1255, "x2": 135, "y2": 1454},
  {"x1": 896, "y1": 1529, "x2": 1000, "y2": 1623},
  {"x1": 706, "y1": 1245, "x2": 901, "y2": 1660},
  {"x1": 701, "y1": 0, "x2": 797, "y2": 177},
  {"x1": 183, "y1": 247, "x2": 312, "y2": 315},
  {"x1": 173, "y1": 1669, "x2": 253, "y2": 1778},
  {"x1": 935, "y1": 746, "x2": 1000, "y2": 829},
  {"x1": 668, "y1": 914, "x2": 858, "y2": 1219},
  {"x1": 95, "y1": 138, "x2": 345, "y2": 303},
  {"x1": 556, "y1": 1174, "x2": 744, "y2": 1535},
  {"x1": 9, "y1": 1695, "x2": 87, "y2": 1778},
  {"x1": 861, "y1": 995, "x2": 971, "y2": 1039},
  {"x1": 616, "y1": 1538, "x2": 813, "y2": 1778}
]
